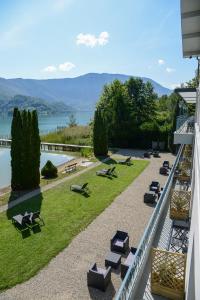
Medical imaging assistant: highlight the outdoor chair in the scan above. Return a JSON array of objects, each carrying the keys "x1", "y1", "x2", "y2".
[
  {"x1": 110, "y1": 166, "x2": 117, "y2": 176},
  {"x1": 159, "y1": 166, "x2": 169, "y2": 175},
  {"x1": 70, "y1": 182, "x2": 90, "y2": 194},
  {"x1": 163, "y1": 160, "x2": 170, "y2": 169},
  {"x1": 12, "y1": 214, "x2": 30, "y2": 231},
  {"x1": 117, "y1": 156, "x2": 132, "y2": 165},
  {"x1": 144, "y1": 191, "x2": 157, "y2": 204},
  {"x1": 153, "y1": 151, "x2": 160, "y2": 158},
  {"x1": 149, "y1": 181, "x2": 160, "y2": 193},
  {"x1": 111, "y1": 230, "x2": 129, "y2": 253},
  {"x1": 87, "y1": 263, "x2": 111, "y2": 292},
  {"x1": 121, "y1": 247, "x2": 137, "y2": 278},
  {"x1": 144, "y1": 152, "x2": 151, "y2": 158},
  {"x1": 96, "y1": 168, "x2": 111, "y2": 176},
  {"x1": 26, "y1": 211, "x2": 45, "y2": 227}
]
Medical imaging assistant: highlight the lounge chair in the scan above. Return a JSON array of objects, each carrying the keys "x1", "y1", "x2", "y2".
[
  {"x1": 159, "y1": 166, "x2": 169, "y2": 175},
  {"x1": 96, "y1": 168, "x2": 111, "y2": 176},
  {"x1": 144, "y1": 191, "x2": 157, "y2": 204},
  {"x1": 117, "y1": 156, "x2": 132, "y2": 165},
  {"x1": 12, "y1": 214, "x2": 30, "y2": 231},
  {"x1": 110, "y1": 166, "x2": 117, "y2": 176},
  {"x1": 111, "y1": 230, "x2": 129, "y2": 253},
  {"x1": 163, "y1": 160, "x2": 170, "y2": 169},
  {"x1": 70, "y1": 182, "x2": 90, "y2": 194},
  {"x1": 26, "y1": 211, "x2": 44, "y2": 227},
  {"x1": 87, "y1": 263, "x2": 111, "y2": 291},
  {"x1": 121, "y1": 247, "x2": 137, "y2": 278}
]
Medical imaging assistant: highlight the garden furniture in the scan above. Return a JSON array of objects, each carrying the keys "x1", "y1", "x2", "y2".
[
  {"x1": 144, "y1": 191, "x2": 157, "y2": 204},
  {"x1": 105, "y1": 251, "x2": 121, "y2": 269},
  {"x1": 159, "y1": 167, "x2": 169, "y2": 175},
  {"x1": 117, "y1": 156, "x2": 132, "y2": 165},
  {"x1": 70, "y1": 182, "x2": 90, "y2": 194},
  {"x1": 163, "y1": 160, "x2": 170, "y2": 169},
  {"x1": 96, "y1": 168, "x2": 111, "y2": 176},
  {"x1": 149, "y1": 181, "x2": 160, "y2": 193},
  {"x1": 25, "y1": 211, "x2": 45, "y2": 227},
  {"x1": 153, "y1": 151, "x2": 160, "y2": 158},
  {"x1": 144, "y1": 152, "x2": 151, "y2": 158},
  {"x1": 87, "y1": 263, "x2": 111, "y2": 291},
  {"x1": 12, "y1": 214, "x2": 30, "y2": 231},
  {"x1": 65, "y1": 163, "x2": 77, "y2": 173},
  {"x1": 111, "y1": 230, "x2": 129, "y2": 253},
  {"x1": 121, "y1": 247, "x2": 137, "y2": 278}
]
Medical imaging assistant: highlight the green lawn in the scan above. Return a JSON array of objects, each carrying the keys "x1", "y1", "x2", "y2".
[{"x1": 0, "y1": 159, "x2": 149, "y2": 291}]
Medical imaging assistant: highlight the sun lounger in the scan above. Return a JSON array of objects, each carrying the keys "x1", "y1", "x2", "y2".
[
  {"x1": 70, "y1": 182, "x2": 90, "y2": 194},
  {"x1": 117, "y1": 156, "x2": 132, "y2": 165},
  {"x1": 96, "y1": 168, "x2": 111, "y2": 176}
]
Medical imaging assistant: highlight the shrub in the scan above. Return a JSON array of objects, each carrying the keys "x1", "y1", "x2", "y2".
[
  {"x1": 80, "y1": 147, "x2": 93, "y2": 158},
  {"x1": 41, "y1": 160, "x2": 58, "y2": 178}
]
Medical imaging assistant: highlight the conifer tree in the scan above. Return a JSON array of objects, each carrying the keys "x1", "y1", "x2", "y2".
[
  {"x1": 93, "y1": 108, "x2": 108, "y2": 156},
  {"x1": 31, "y1": 110, "x2": 41, "y2": 187},
  {"x1": 11, "y1": 108, "x2": 23, "y2": 190}
]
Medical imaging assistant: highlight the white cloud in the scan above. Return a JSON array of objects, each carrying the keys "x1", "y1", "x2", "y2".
[
  {"x1": 158, "y1": 59, "x2": 165, "y2": 65},
  {"x1": 42, "y1": 65, "x2": 57, "y2": 73},
  {"x1": 76, "y1": 31, "x2": 109, "y2": 47},
  {"x1": 58, "y1": 62, "x2": 75, "y2": 72},
  {"x1": 170, "y1": 83, "x2": 181, "y2": 90},
  {"x1": 166, "y1": 67, "x2": 176, "y2": 73}
]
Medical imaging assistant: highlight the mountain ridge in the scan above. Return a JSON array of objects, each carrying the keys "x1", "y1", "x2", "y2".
[{"x1": 0, "y1": 73, "x2": 171, "y2": 110}]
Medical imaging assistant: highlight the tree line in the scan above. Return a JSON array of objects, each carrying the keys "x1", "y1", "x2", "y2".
[
  {"x1": 11, "y1": 108, "x2": 41, "y2": 191},
  {"x1": 93, "y1": 77, "x2": 183, "y2": 156}
]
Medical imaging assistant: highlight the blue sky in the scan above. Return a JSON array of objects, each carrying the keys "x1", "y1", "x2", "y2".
[{"x1": 0, "y1": 0, "x2": 197, "y2": 89}]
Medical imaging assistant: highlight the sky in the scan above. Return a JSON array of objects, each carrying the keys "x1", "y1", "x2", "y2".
[{"x1": 0, "y1": 0, "x2": 197, "y2": 89}]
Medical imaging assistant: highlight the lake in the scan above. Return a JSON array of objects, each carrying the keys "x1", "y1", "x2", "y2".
[
  {"x1": 0, "y1": 148, "x2": 73, "y2": 189},
  {"x1": 0, "y1": 111, "x2": 93, "y2": 137}
]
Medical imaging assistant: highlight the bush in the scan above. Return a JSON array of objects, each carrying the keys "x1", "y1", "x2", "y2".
[
  {"x1": 41, "y1": 160, "x2": 58, "y2": 178},
  {"x1": 80, "y1": 147, "x2": 93, "y2": 158}
]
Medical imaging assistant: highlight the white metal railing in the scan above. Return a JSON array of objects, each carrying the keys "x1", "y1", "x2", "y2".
[
  {"x1": 175, "y1": 116, "x2": 195, "y2": 134},
  {"x1": 115, "y1": 145, "x2": 183, "y2": 300}
]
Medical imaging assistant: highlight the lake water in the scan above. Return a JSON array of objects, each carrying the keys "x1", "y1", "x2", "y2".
[
  {"x1": 0, "y1": 148, "x2": 73, "y2": 189},
  {"x1": 0, "y1": 111, "x2": 93, "y2": 137}
]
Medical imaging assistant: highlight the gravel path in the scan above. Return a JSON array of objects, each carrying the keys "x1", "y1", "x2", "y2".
[{"x1": 0, "y1": 151, "x2": 175, "y2": 300}]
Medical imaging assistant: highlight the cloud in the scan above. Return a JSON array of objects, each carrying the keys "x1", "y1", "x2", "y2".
[
  {"x1": 166, "y1": 67, "x2": 176, "y2": 73},
  {"x1": 42, "y1": 65, "x2": 57, "y2": 73},
  {"x1": 76, "y1": 31, "x2": 109, "y2": 47},
  {"x1": 158, "y1": 59, "x2": 165, "y2": 65},
  {"x1": 58, "y1": 62, "x2": 75, "y2": 71},
  {"x1": 42, "y1": 61, "x2": 75, "y2": 73}
]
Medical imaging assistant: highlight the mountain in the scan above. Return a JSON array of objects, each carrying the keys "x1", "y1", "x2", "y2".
[
  {"x1": 0, "y1": 95, "x2": 74, "y2": 116},
  {"x1": 0, "y1": 73, "x2": 171, "y2": 110}
]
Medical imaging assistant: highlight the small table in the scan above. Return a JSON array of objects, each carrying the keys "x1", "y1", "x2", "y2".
[{"x1": 105, "y1": 251, "x2": 121, "y2": 269}]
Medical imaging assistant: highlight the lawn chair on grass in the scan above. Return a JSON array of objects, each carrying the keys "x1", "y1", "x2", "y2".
[
  {"x1": 12, "y1": 214, "x2": 30, "y2": 231},
  {"x1": 70, "y1": 182, "x2": 90, "y2": 195},
  {"x1": 27, "y1": 211, "x2": 45, "y2": 228},
  {"x1": 96, "y1": 168, "x2": 111, "y2": 176},
  {"x1": 117, "y1": 156, "x2": 132, "y2": 165}
]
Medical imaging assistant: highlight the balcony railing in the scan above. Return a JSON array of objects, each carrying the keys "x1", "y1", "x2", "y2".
[
  {"x1": 115, "y1": 145, "x2": 183, "y2": 300},
  {"x1": 174, "y1": 116, "x2": 194, "y2": 145}
]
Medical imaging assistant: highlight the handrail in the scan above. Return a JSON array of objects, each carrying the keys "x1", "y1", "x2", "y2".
[{"x1": 115, "y1": 145, "x2": 183, "y2": 300}]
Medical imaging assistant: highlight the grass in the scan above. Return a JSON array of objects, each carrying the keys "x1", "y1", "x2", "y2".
[
  {"x1": 41, "y1": 125, "x2": 91, "y2": 146},
  {"x1": 0, "y1": 159, "x2": 149, "y2": 291}
]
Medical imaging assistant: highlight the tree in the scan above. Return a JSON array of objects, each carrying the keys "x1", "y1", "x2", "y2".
[
  {"x1": 68, "y1": 113, "x2": 77, "y2": 127},
  {"x1": 93, "y1": 108, "x2": 108, "y2": 156},
  {"x1": 125, "y1": 78, "x2": 157, "y2": 126},
  {"x1": 31, "y1": 110, "x2": 41, "y2": 188},
  {"x1": 41, "y1": 160, "x2": 57, "y2": 178},
  {"x1": 11, "y1": 108, "x2": 23, "y2": 190}
]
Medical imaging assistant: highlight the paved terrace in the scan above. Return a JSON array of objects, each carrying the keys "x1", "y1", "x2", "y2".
[{"x1": 0, "y1": 151, "x2": 175, "y2": 300}]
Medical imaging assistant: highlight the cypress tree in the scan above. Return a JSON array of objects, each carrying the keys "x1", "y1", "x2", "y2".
[
  {"x1": 31, "y1": 110, "x2": 41, "y2": 187},
  {"x1": 93, "y1": 108, "x2": 108, "y2": 156},
  {"x1": 20, "y1": 110, "x2": 30, "y2": 189},
  {"x1": 11, "y1": 108, "x2": 23, "y2": 191}
]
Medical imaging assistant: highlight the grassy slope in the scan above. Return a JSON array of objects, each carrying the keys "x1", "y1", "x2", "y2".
[{"x1": 0, "y1": 159, "x2": 149, "y2": 291}]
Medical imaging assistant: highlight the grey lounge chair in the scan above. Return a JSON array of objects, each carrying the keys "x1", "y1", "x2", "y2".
[
  {"x1": 111, "y1": 230, "x2": 129, "y2": 253},
  {"x1": 12, "y1": 214, "x2": 30, "y2": 231},
  {"x1": 117, "y1": 156, "x2": 132, "y2": 165},
  {"x1": 87, "y1": 263, "x2": 111, "y2": 291},
  {"x1": 121, "y1": 247, "x2": 137, "y2": 278},
  {"x1": 96, "y1": 168, "x2": 111, "y2": 176},
  {"x1": 110, "y1": 166, "x2": 117, "y2": 176},
  {"x1": 26, "y1": 211, "x2": 45, "y2": 227},
  {"x1": 70, "y1": 182, "x2": 90, "y2": 194}
]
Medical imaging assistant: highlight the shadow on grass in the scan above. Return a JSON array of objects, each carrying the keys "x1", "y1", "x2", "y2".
[{"x1": 6, "y1": 189, "x2": 43, "y2": 238}]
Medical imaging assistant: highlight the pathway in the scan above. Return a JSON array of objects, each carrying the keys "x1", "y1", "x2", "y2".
[{"x1": 0, "y1": 151, "x2": 175, "y2": 300}]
